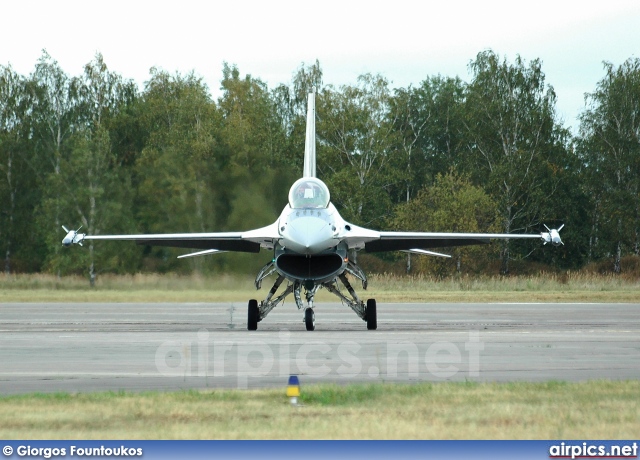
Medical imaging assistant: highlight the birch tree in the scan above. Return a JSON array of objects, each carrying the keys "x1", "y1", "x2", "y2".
[
  {"x1": 320, "y1": 74, "x2": 398, "y2": 226},
  {"x1": 0, "y1": 66, "x2": 25, "y2": 273},
  {"x1": 578, "y1": 58, "x2": 640, "y2": 273},
  {"x1": 464, "y1": 51, "x2": 565, "y2": 274},
  {"x1": 39, "y1": 54, "x2": 138, "y2": 281}
]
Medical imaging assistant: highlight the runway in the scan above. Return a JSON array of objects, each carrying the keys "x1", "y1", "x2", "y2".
[{"x1": 0, "y1": 302, "x2": 638, "y2": 394}]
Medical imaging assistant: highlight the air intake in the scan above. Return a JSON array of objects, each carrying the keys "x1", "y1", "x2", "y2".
[{"x1": 276, "y1": 253, "x2": 344, "y2": 282}]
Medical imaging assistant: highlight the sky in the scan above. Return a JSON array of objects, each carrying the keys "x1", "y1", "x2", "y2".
[{"x1": 2, "y1": 0, "x2": 639, "y2": 133}]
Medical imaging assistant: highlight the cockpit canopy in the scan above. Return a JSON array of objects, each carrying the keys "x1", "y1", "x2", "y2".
[{"x1": 288, "y1": 177, "x2": 330, "y2": 209}]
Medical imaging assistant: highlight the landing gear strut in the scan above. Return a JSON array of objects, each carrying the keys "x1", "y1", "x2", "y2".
[{"x1": 246, "y1": 260, "x2": 377, "y2": 331}]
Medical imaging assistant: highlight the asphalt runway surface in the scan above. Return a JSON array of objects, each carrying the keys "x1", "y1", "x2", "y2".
[{"x1": 0, "y1": 302, "x2": 638, "y2": 394}]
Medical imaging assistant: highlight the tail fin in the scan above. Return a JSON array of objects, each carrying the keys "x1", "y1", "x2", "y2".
[{"x1": 303, "y1": 92, "x2": 316, "y2": 178}]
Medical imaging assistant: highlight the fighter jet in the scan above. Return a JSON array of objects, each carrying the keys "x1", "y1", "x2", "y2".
[{"x1": 62, "y1": 93, "x2": 563, "y2": 331}]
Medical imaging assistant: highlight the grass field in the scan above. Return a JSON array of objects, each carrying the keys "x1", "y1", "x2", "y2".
[
  {"x1": 1, "y1": 272, "x2": 639, "y2": 302},
  {"x1": 0, "y1": 381, "x2": 637, "y2": 439}
]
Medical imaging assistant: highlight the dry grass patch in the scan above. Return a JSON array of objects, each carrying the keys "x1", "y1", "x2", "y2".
[
  {"x1": 0, "y1": 381, "x2": 638, "y2": 439},
  {"x1": 1, "y1": 272, "x2": 640, "y2": 303}
]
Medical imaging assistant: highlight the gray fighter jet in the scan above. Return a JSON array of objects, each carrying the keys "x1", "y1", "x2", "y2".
[{"x1": 63, "y1": 93, "x2": 563, "y2": 331}]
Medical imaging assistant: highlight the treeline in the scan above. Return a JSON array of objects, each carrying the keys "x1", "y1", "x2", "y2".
[{"x1": 1, "y1": 50, "x2": 639, "y2": 278}]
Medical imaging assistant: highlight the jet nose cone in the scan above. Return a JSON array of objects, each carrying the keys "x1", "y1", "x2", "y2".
[{"x1": 281, "y1": 216, "x2": 335, "y2": 254}]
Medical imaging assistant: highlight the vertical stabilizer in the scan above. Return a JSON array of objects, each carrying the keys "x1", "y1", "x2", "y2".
[{"x1": 303, "y1": 92, "x2": 316, "y2": 178}]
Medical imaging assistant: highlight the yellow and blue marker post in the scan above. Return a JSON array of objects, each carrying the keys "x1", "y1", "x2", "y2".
[{"x1": 286, "y1": 375, "x2": 300, "y2": 405}]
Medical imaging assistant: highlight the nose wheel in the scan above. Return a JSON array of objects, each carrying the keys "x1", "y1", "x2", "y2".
[{"x1": 304, "y1": 307, "x2": 315, "y2": 331}]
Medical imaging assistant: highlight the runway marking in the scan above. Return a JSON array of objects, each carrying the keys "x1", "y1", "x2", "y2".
[
  {"x1": 0, "y1": 372, "x2": 167, "y2": 377},
  {"x1": 496, "y1": 302, "x2": 639, "y2": 305}
]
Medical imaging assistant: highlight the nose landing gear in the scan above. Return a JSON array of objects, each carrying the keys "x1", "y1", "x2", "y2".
[{"x1": 304, "y1": 307, "x2": 315, "y2": 331}]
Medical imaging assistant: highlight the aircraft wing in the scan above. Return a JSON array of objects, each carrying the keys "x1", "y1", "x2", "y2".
[
  {"x1": 340, "y1": 225, "x2": 562, "y2": 253},
  {"x1": 365, "y1": 231, "x2": 542, "y2": 252},
  {"x1": 61, "y1": 223, "x2": 280, "y2": 254}
]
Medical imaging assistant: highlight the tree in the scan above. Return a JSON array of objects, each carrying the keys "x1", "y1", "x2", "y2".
[
  {"x1": 273, "y1": 60, "x2": 324, "y2": 124},
  {"x1": 134, "y1": 69, "x2": 226, "y2": 272},
  {"x1": 319, "y1": 74, "x2": 398, "y2": 227},
  {"x1": 0, "y1": 65, "x2": 27, "y2": 273},
  {"x1": 40, "y1": 128, "x2": 138, "y2": 280},
  {"x1": 30, "y1": 50, "x2": 81, "y2": 176},
  {"x1": 218, "y1": 63, "x2": 291, "y2": 183},
  {"x1": 23, "y1": 51, "x2": 84, "y2": 274},
  {"x1": 216, "y1": 64, "x2": 296, "y2": 273},
  {"x1": 463, "y1": 51, "x2": 566, "y2": 274},
  {"x1": 272, "y1": 60, "x2": 324, "y2": 173},
  {"x1": 38, "y1": 54, "x2": 139, "y2": 282},
  {"x1": 389, "y1": 76, "x2": 466, "y2": 204},
  {"x1": 578, "y1": 58, "x2": 640, "y2": 273},
  {"x1": 391, "y1": 171, "x2": 500, "y2": 277}
]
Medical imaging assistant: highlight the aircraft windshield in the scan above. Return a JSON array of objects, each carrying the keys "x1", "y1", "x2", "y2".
[{"x1": 288, "y1": 177, "x2": 330, "y2": 209}]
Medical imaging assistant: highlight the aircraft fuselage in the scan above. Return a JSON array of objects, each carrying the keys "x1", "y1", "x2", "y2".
[{"x1": 275, "y1": 201, "x2": 349, "y2": 285}]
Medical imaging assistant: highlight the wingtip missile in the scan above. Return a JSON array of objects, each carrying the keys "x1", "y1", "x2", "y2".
[
  {"x1": 61, "y1": 226, "x2": 85, "y2": 247},
  {"x1": 542, "y1": 224, "x2": 564, "y2": 247}
]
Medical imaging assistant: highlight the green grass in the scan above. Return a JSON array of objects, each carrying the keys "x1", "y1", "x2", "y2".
[
  {"x1": 0, "y1": 381, "x2": 638, "y2": 439},
  {"x1": 1, "y1": 272, "x2": 639, "y2": 302}
]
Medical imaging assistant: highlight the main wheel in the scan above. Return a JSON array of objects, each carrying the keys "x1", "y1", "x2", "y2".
[
  {"x1": 366, "y1": 298, "x2": 377, "y2": 330},
  {"x1": 248, "y1": 299, "x2": 259, "y2": 331},
  {"x1": 304, "y1": 307, "x2": 315, "y2": 331}
]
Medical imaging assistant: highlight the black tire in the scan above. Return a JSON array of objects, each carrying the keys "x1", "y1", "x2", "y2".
[
  {"x1": 366, "y1": 298, "x2": 377, "y2": 330},
  {"x1": 248, "y1": 299, "x2": 259, "y2": 331},
  {"x1": 304, "y1": 307, "x2": 315, "y2": 331}
]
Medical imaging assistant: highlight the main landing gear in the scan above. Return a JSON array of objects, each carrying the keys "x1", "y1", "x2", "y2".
[
  {"x1": 366, "y1": 298, "x2": 377, "y2": 330},
  {"x1": 247, "y1": 299, "x2": 259, "y2": 331},
  {"x1": 247, "y1": 260, "x2": 377, "y2": 331}
]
